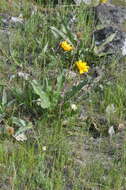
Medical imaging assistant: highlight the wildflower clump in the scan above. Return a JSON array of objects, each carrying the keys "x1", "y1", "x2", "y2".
[
  {"x1": 60, "y1": 41, "x2": 74, "y2": 51},
  {"x1": 100, "y1": 0, "x2": 108, "y2": 3},
  {"x1": 75, "y1": 60, "x2": 90, "y2": 74}
]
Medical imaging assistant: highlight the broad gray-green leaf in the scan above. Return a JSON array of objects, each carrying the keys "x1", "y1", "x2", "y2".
[
  {"x1": 50, "y1": 26, "x2": 67, "y2": 39},
  {"x1": 31, "y1": 80, "x2": 51, "y2": 109},
  {"x1": 50, "y1": 26, "x2": 72, "y2": 45},
  {"x1": 64, "y1": 79, "x2": 88, "y2": 101},
  {"x1": 56, "y1": 74, "x2": 64, "y2": 92},
  {"x1": 43, "y1": 42, "x2": 49, "y2": 53},
  {"x1": 12, "y1": 117, "x2": 27, "y2": 128}
]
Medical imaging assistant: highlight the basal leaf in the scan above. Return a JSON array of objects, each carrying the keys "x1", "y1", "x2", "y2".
[{"x1": 31, "y1": 80, "x2": 51, "y2": 109}]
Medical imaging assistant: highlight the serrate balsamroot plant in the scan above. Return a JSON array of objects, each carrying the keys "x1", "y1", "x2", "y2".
[{"x1": 49, "y1": 23, "x2": 92, "y2": 104}]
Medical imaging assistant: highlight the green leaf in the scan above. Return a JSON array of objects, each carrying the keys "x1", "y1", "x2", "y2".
[
  {"x1": 50, "y1": 26, "x2": 73, "y2": 45},
  {"x1": 64, "y1": 79, "x2": 88, "y2": 101},
  {"x1": 51, "y1": 26, "x2": 67, "y2": 39},
  {"x1": 43, "y1": 42, "x2": 49, "y2": 53},
  {"x1": 11, "y1": 117, "x2": 33, "y2": 139},
  {"x1": 56, "y1": 74, "x2": 64, "y2": 92},
  {"x1": 12, "y1": 117, "x2": 27, "y2": 128},
  {"x1": 31, "y1": 80, "x2": 51, "y2": 109}
]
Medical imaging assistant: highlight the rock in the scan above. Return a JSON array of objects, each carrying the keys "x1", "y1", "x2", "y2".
[
  {"x1": 108, "y1": 126, "x2": 115, "y2": 137},
  {"x1": 74, "y1": 0, "x2": 99, "y2": 6},
  {"x1": 110, "y1": 0, "x2": 126, "y2": 7},
  {"x1": 95, "y1": 3, "x2": 126, "y2": 27},
  {"x1": 122, "y1": 38, "x2": 126, "y2": 56},
  {"x1": 93, "y1": 26, "x2": 126, "y2": 55},
  {"x1": 0, "y1": 13, "x2": 11, "y2": 28},
  {"x1": 94, "y1": 4, "x2": 126, "y2": 56},
  {"x1": 0, "y1": 13, "x2": 24, "y2": 29},
  {"x1": 10, "y1": 14, "x2": 24, "y2": 27}
]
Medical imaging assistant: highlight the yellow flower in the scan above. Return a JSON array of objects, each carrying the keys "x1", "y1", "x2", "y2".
[
  {"x1": 75, "y1": 60, "x2": 90, "y2": 74},
  {"x1": 60, "y1": 41, "x2": 74, "y2": 51},
  {"x1": 100, "y1": 0, "x2": 108, "y2": 3}
]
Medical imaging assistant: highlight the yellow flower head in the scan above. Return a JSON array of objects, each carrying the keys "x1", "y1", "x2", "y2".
[
  {"x1": 100, "y1": 0, "x2": 108, "y2": 3},
  {"x1": 75, "y1": 60, "x2": 90, "y2": 74},
  {"x1": 60, "y1": 41, "x2": 74, "y2": 51}
]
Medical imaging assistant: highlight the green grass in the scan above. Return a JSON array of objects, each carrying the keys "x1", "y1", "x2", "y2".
[{"x1": 0, "y1": 0, "x2": 126, "y2": 189}]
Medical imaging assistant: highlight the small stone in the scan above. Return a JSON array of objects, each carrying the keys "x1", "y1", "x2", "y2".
[
  {"x1": 71, "y1": 104, "x2": 77, "y2": 111},
  {"x1": 106, "y1": 104, "x2": 116, "y2": 116},
  {"x1": 122, "y1": 38, "x2": 126, "y2": 56},
  {"x1": 10, "y1": 14, "x2": 23, "y2": 24},
  {"x1": 118, "y1": 123, "x2": 125, "y2": 131},
  {"x1": 18, "y1": 72, "x2": 30, "y2": 80},
  {"x1": 13, "y1": 133, "x2": 27, "y2": 141},
  {"x1": 108, "y1": 126, "x2": 115, "y2": 137},
  {"x1": 42, "y1": 146, "x2": 46, "y2": 151}
]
